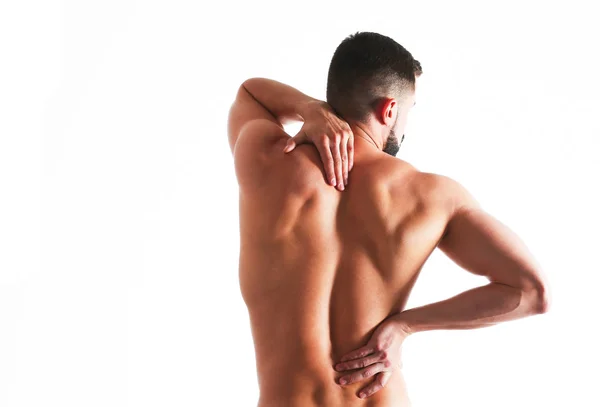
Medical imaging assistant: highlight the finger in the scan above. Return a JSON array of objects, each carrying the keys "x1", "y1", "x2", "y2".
[
  {"x1": 338, "y1": 362, "x2": 387, "y2": 386},
  {"x1": 336, "y1": 351, "x2": 385, "y2": 371},
  {"x1": 330, "y1": 139, "x2": 344, "y2": 190},
  {"x1": 348, "y1": 132, "x2": 354, "y2": 171},
  {"x1": 317, "y1": 137, "x2": 336, "y2": 186},
  {"x1": 341, "y1": 133, "x2": 349, "y2": 185},
  {"x1": 339, "y1": 345, "x2": 377, "y2": 362},
  {"x1": 358, "y1": 371, "x2": 392, "y2": 399},
  {"x1": 284, "y1": 131, "x2": 307, "y2": 153}
]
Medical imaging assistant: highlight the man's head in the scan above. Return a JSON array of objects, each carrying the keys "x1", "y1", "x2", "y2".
[{"x1": 326, "y1": 32, "x2": 422, "y2": 157}]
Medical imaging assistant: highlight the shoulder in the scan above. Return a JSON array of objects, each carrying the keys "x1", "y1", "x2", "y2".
[
  {"x1": 233, "y1": 119, "x2": 289, "y2": 189},
  {"x1": 234, "y1": 119, "x2": 288, "y2": 160},
  {"x1": 414, "y1": 171, "x2": 482, "y2": 232},
  {"x1": 234, "y1": 124, "x2": 326, "y2": 195}
]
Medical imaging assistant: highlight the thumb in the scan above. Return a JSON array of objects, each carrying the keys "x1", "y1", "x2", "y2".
[
  {"x1": 283, "y1": 131, "x2": 307, "y2": 153},
  {"x1": 283, "y1": 138, "x2": 296, "y2": 153}
]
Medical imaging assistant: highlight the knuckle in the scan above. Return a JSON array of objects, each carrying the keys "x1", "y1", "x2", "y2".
[
  {"x1": 362, "y1": 370, "x2": 372, "y2": 378},
  {"x1": 379, "y1": 350, "x2": 388, "y2": 359},
  {"x1": 383, "y1": 359, "x2": 392, "y2": 368}
]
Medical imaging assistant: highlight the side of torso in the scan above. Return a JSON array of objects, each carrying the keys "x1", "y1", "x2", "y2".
[{"x1": 235, "y1": 137, "x2": 449, "y2": 406}]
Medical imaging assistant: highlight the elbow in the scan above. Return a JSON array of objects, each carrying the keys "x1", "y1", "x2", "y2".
[
  {"x1": 241, "y1": 78, "x2": 262, "y2": 92},
  {"x1": 537, "y1": 284, "x2": 551, "y2": 314},
  {"x1": 530, "y1": 280, "x2": 552, "y2": 314},
  {"x1": 516, "y1": 268, "x2": 551, "y2": 315}
]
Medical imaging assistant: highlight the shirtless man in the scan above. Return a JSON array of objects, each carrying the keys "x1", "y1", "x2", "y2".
[{"x1": 227, "y1": 32, "x2": 551, "y2": 407}]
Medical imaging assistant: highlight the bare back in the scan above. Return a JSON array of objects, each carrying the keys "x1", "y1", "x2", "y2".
[{"x1": 236, "y1": 137, "x2": 450, "y2": 407}]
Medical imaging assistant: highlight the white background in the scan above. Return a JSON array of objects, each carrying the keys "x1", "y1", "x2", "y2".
[{"x1": 1, "y1": 1, "x2": 598, "y2": 406}]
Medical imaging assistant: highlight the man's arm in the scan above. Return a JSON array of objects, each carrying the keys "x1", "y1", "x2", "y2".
[
  {"x1": 227, "y1": 80, "x2": 287, "y2": 156},
  {"x1": 227, "y1": 77, "x2": 354, "y2": 189},
  {"x1": 228, "y1": 77, "x2": 321, "y2": 155},
  {"x1": 333, "y1": 176, "x2": 551, "y2": 399},
  {"x1": 393, "y1": 175, "x2": 551, "y2": 335},
  {"x1": 241, "y1": 77, "x2": 321, "y2": 127}
]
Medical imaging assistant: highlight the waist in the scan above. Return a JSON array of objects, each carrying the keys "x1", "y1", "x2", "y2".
[{"x1": 256, "y1": 363, "x2": 411, "y2": 407}]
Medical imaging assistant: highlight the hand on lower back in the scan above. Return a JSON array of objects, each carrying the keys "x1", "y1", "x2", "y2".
[{"x1": 334, "y1": 314, "x2": 410, "y2": 399}]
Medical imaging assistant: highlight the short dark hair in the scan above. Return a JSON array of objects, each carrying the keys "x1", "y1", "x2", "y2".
[{"x1": 326, "y1": 32, "x2": 422, "y2": 124}]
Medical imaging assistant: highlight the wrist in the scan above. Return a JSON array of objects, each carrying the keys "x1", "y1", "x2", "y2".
[
  {"x1": 390, "y1": 313, "x2": 414, "y2": 338},
  {"x1": 298, "y1": 99, "x2": 327, "y2": 120}
]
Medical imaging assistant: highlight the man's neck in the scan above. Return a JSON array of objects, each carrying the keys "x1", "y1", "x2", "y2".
[{"x1": 349, "y1": 122, "x2": 383, "y2": 153}]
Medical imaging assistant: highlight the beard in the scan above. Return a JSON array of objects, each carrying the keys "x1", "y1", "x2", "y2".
[
  {"x1": 383, "y1": 129, "x2": 401, "y2": 157},
  {"x1": 383, "y1": 115, "x2": 402, "y2": 157}
]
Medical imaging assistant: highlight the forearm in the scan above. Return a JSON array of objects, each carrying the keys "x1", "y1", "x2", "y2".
[
  {"x1": 242, "y1": 77, "x2": 321, "y2": 125},
  {"x1": 393, "y1": 282, "x2": 544, "y2": 336}
]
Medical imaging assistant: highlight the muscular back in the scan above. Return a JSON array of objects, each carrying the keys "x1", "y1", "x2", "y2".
[{"x1": 235, "y1": 135, "x2": 451, "y2": 407}]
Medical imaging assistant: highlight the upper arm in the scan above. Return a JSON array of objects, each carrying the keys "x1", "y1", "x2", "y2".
[
  {"x1": 228, "y1": 83, "x2": 289, "y2": 189},
  {"x1": 227, "y1": 82, "x2": 287, "y2": 155},
  {"x1": 436, "y1": 175, "x2": 550, "y2": 303}
]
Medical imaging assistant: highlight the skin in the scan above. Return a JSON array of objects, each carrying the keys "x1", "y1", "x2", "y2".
[{"x1": 228, "y1": 78, "x2": 550, "y2": 407}]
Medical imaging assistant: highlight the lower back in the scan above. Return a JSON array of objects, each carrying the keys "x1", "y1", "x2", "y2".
[{"x1": 247, "y1": 269, "x2": 414, "y2": 407}]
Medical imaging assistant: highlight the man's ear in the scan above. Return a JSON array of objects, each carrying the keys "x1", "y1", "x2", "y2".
[{"x1": 378, "y1": 98, "x2": 397, "y2": 126}]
